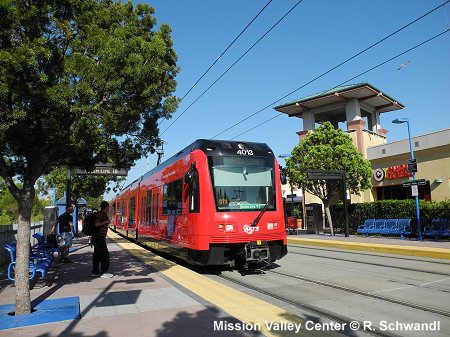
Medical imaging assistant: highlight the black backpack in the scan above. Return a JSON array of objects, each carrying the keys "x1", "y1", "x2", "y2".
[{"x1": 82, "y1": 212, "x2": 99, "y2": 236}]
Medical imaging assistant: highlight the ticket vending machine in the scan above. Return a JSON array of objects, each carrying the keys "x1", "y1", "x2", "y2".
[{"x1": 305, "y1": 203, "x2": 323, "y2": 234}]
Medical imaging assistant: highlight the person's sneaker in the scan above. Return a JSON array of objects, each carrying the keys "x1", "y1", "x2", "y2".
[{"x1": 100, "y1": 273, "x2": 113, "y2": 278}]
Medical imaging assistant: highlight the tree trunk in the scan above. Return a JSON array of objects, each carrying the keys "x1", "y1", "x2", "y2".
[
  {"x1": 324, "y1": 201, "x2": 334, "y2": 236},
  {"x1": 15, "y1": 193, "x2": 34, "y2": 315}
]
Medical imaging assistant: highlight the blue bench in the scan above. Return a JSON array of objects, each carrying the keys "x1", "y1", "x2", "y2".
[
  {"x1": 357, "y1": 218, "x2": 412, "y2": 239},
  {"x1": 357, "y1": 219, "x2": 375, "y2": 236},
  {"x1": 4, "y1": 242, "x2": 53, "y2": 281},
  {"x1": 33, "y1": 232, "x2": 60, "y2": 255},
  {"x1": 423, "y1": 219, "x2": 450, "y2": 241}
]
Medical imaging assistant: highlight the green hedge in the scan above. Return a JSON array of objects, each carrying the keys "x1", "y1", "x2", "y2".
[{"x1": 330, "y1": 199, "x2": 450, "y2": 235}]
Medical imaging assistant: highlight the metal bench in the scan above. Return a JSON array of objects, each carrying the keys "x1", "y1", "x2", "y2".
[
  {"x1": 423, "y1": 219, "x2": 449, "y2": 241},
  {"x1": 357, "y1": 218, "x2": 411, "y2": 239},
  {"x1": 390, "y1": 218, "x2": 412, "y2": 239},
  {"x1": 357, "y1": 219, "x2": 375, "y2": 237},
  {"x1": 4, "y1": 242, "x2": 53, "y2": 281},
  {"x1": 33, "y1": 232, "x2": 60, "y2": 255},
  {"x1": 380, "y1": 219, "x2": 398, "y2": 235}
]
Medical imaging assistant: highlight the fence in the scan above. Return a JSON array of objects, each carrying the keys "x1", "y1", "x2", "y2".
[{"x1": 0, "y1": 222, "x2": 43, "y2": 266}]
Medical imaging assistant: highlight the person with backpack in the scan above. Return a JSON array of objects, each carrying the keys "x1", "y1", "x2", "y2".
[
  {"x1": 91, "y1": 201, "x2": 113, "y2": 278},
  {"x1": 50, "y1": 205, "x2": 75, "y2": 263}
]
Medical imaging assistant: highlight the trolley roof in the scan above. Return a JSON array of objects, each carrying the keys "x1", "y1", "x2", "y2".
[{"x1": 120, "y1": 139, "x2": 275, "y2": 192}]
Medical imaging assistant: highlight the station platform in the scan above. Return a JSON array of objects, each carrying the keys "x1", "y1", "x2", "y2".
[
  {"x1": 1, "y1": 232, "x2": 448, "y2": 337},
  {"x1": 287, "y1": 234, "x2": 450, "y2": 260},
  {"x1": 0, "y1": 232, "x2": 322, "y2": 337}
]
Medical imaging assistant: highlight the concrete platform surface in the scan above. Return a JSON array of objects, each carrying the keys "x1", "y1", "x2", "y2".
[
  {"x1": 287, "y1": 234, "x2": 450, "y2": 260},
  {"x1": 0, "y1": 236, "x2": 254, "y2": 337}
]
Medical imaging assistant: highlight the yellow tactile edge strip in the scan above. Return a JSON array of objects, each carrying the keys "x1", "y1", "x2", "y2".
[
  {"x1": 287, "y1": 237, "x2": 450, "y2": 260},
  {"x1": 109, "y1": 231, "x2": 323, "y2": 337}
]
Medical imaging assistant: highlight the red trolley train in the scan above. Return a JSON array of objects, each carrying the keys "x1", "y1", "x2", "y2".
[{"x1": 111, "y1": 139, "x2": 287, "y2": 267}]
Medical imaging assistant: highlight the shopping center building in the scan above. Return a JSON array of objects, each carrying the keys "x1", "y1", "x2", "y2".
[{"x1": 274, "y1": 82, "x2": 449, "y2": 210}]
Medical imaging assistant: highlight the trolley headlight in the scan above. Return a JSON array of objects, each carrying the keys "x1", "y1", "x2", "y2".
[
  {"x1": 267, "y1": 222, "x2": 278, "y2": 230},
  {"x1": 225, "y1": 224, "x2": 235, "y2": 232},
  {"x1": 218, "y1": 223, "x2": 236, "y2": 232}
]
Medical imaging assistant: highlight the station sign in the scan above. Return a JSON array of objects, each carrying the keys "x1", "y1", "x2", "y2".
[
  {"x1": 402, "y1": 179, "x2": 426, "y2": 187},
  {"x1": 75, "y1": 164, "x2": 128, "y2": 176}
]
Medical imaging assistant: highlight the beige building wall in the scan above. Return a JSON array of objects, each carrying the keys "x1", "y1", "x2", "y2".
[
  {"x1": 369, "y1": 144, "x2": 450, "y2": 201},
  {"x1": 367, "y1": 129, "x2": 450, "y2": 202}
]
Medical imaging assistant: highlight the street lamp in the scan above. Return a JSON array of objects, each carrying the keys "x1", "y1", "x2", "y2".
[
  {"x1": 392, "y1": 118, "x2": 422, "y2": 240},
  {"x1": 278, "y1": 154, "x2": 295, "y2": 218}
]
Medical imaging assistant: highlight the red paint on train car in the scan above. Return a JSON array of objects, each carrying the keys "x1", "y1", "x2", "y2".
[{"x1": 111, "y1": 140, "x2": 287, "y2": 267}]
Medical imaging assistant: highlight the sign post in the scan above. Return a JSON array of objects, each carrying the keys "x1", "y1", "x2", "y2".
[{"x1": 402, "y1": 179, "x2": 426, "y2": 187}]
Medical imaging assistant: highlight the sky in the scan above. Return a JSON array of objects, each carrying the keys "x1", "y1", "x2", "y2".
[{"x1": 105, "y1": 0, "x2": 450, "y2": 200}]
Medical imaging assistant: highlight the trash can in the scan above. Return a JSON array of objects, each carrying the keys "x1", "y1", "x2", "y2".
[{"x1": 287, "y1": 216, "x2": 297, "y2": 235}]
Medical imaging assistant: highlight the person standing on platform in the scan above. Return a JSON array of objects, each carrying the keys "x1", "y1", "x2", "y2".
[
  {"x1": 92, "y1": 201, "x2": 113, "y2": 278},
  {"x1": 51, "y1": 205, "x2": 74, "y2": 263}
]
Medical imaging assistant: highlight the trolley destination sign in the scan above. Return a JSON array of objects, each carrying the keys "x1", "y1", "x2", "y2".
[
  {"x1": 402, "y1": 179, "x2": 426, "y2": 187},
  {"x1": 75, "y1": 164, "x2": 128, "y2": 176}
]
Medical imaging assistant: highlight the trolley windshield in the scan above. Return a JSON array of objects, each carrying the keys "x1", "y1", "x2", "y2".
[{"x1": 208, "y1": 156, "x2": 275, "y2": 212}]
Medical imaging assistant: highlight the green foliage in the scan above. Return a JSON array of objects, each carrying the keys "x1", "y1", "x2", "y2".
[
  {"x1": 31, "y1": 197, "x2": 51, "y2": 222},
  {"x1": 0, "y1": 1, "x2": 179, "y2": 313},
  {"x1": 331, "y1": 199, "x2": 450, "y2": 234},
  {"x1": 0, "y1": 0, "x2": 179, "y2": 187},
  {"x1": 0, "y1": 178, "x2": 18, "y2": 222},
  {"x1": 0, "y1": 208, "x2": 14, "y2": 225},
  {"x1": 0, "y1": 178, "x2": 50, "y2": 224},
  {"x1": 294, "y1": 204, "x2": 303, "y2": 219},
  {"x1": 286, "y1": 122, "x2": 373, "y2": 202}
]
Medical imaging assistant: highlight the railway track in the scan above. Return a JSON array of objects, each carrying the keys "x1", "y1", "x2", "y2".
[
  {"x1": 285, "y1": 250, "x2": 450, "y2": 277},
  {"x1": 217, "y1": 273, "x2": 399, "y2": 337},
  {"x1": 113, "y1": 229, "x2": 450, "y2": 336},
  {"x1": 266, "y1": 269, "x2": 450, "y2": 318}
]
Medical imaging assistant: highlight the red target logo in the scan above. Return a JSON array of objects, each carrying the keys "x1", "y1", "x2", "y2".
[{"x1": 373, "y1": 168, "x2": 385, "y2": 182}]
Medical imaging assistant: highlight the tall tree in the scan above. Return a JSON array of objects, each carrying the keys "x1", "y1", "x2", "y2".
[
  {"x1": 0, "y1": 0, "x2": 178, "y2": 314},
  {"x1": 286, "y1": 122, "x2": 372, "y2": 235}
]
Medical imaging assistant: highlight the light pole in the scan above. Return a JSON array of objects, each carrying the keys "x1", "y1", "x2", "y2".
[{"x1": 392, "y1": 118, "x2": 422, "y2": 240}]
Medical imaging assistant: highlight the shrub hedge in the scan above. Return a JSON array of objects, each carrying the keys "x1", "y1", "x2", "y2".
[{"x1": 330, "y1": 199, "x2": 450, "y2": 235}]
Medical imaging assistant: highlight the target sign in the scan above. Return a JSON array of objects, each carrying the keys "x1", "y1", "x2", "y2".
[{"x1": 374, "y1": 168, "x2": 385, "y2": 182}]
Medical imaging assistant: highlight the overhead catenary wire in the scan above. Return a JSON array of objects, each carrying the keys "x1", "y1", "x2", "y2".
[
  {"x1": 180, "y1": 0, "x2": 273, "y2": 102},
  {"x1": 210, "y1": 0, "x2": 450, "y2": 140},
  {"x1": 230, "y1": 28, "x2": 450, "y2": 140},
  {"x1": 160, "y1": 0, "x2": 305, "y2": 136},
  {"x1": 158, "y1": 1, "x2": 273, "y2": 129}
]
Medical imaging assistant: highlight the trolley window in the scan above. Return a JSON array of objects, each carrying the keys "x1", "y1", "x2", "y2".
[
  {"x1": 162, "y1": 179, "x2": 182, "y2": 215},
  {"x1": 209, "y1": 156, "x2": 275, "y2": 212},
  {"x1": 153, "y1": 193, "x2": 159, "y2": 225},
  {"x1": 146, "y1": 190, "x2": 152, "y2": 225},
  {"x1": 128, "y1": 196, "x2": 136, "y2": 225},
  {"x1": 117, "y1": 201, "x2": 125, "y2": 226}
]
